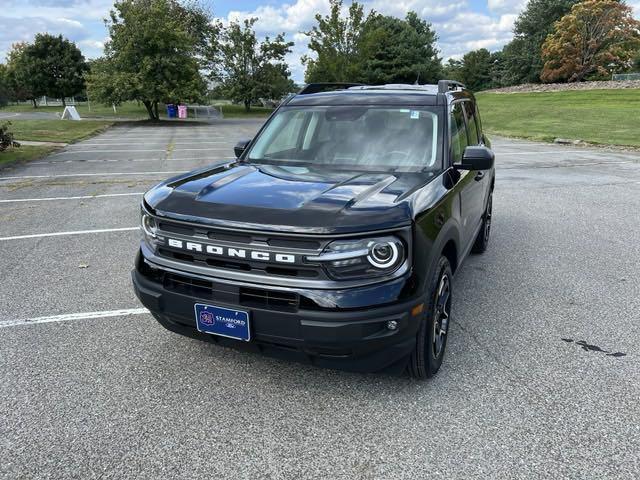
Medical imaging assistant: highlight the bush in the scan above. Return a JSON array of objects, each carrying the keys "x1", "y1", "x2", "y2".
[{"x1": 0, "y1": 122, "x2": 20, "y2": 152}]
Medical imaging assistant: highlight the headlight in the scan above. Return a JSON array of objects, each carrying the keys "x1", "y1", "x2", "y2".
[
  {"x1": 307, "y1": 236, "x2": 405, "y2": 280},
  {"x1": 140, "y1": 210, "x2": 159, "y2": 249}
]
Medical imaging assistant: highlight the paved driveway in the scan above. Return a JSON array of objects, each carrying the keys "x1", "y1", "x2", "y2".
[
  {"x1": 1, "y1": 121, "x2": 639, "y2": 479},
  {"x1": 0, "y1": 110, "x2": 60, "y2": 120}
]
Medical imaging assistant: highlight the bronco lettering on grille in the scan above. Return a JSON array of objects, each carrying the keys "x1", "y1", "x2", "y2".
[{"x1": 166, "y1": 238, "x2": 296, "y2": 264}]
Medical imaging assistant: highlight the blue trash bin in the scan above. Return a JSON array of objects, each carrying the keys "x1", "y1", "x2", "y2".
[{"x1": 166, "y1": 104, "x2": 177, "y2": 118}]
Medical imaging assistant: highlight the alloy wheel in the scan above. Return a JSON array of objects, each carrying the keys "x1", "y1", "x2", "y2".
[{"x1": 432, "y1": 273, "x2": 451, "y2": 359}]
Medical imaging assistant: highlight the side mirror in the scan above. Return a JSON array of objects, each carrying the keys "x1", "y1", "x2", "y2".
[
  {"x1": 234, "y1": 139, "x2": 251, "y2": 158},
  {"x1": 456, "y1": 146, "x2": 494, "y2": 170}
]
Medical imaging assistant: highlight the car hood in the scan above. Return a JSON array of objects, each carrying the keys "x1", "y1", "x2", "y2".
[{"x1": 144, "y1": 162, "x2": 435, "y2": 234}]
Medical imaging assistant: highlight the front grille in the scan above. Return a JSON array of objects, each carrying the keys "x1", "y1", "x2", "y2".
[
  {"x1": 239, "y1": 287, "x2": 299, "y2": 310},
  {"x1": 154, "y1": 220, "x2": 330, "y2": 282},
  {"x1": 164, "y1": 272, "x2": 216, "y2": 298},
  {"x1": 160, "y1": 271, "x2": 300, "y2": 312}
]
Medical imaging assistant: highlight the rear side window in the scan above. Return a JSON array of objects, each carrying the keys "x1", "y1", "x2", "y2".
[
  {"x1": 474, "y1": 103, "x2": 484, "y2": 141},
  {"x1": 450, "y1": 103, "x2": 468, "y2": 163},
  {"x1": 462, "y1": 101, "x2": 480, "y2": 145}
]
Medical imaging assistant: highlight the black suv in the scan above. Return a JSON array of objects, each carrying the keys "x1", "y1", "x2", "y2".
[{"x1": 133, "y1": 81, "x2": 495, "y2": 378}]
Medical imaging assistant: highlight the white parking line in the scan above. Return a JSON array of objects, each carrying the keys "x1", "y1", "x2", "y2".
[
  {"x1": 503, "y1": 150, "x2": 592, "y2": 155},
  {"x1": 81, "y1": 141, "x2": 230, "y2": 146},
  {"x1": 28, "y1": 158, "x2": 218, "y2": 165},
  {"x1": 0, "y1": 308, "x2": 149, "y2": 328},
  {"x1": 0, "y1": 192, "x2": 143, "y2": 203},
  {"x1": 55, "y1": 148, "x2": 226, "y2": 154},
  {"x1": 86, "y1": 138, "x2": 228, "y2": 141},
  {"x1": 0, "y1": 170, "x2": 187, "y2": 180},
  {"x1": 0, "y1": 227, "x2": 138, "y2": 241}
]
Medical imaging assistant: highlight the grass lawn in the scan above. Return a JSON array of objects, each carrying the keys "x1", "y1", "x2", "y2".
[
  {"x1": 0, "y1": 145, "x2": 57, "y2": 167},
  {"x1": 476, "y1": 89, "x2": 640, "y2": 147},
  {"x1": 8, "y1": 120, "x2": 113, "y2": 143},
  {"x1": 1, "y1": 101, "x2": 149, "y2": 119},
  {"x1": 216, "y1": 104, "x2": 274, "y2": 118},
  {"x1": 2, "y1": 101, "x2": 275, "y2": 119}
]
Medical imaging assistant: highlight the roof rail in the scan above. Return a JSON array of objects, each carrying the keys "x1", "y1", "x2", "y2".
[
  {"x1": 298, "y1": 82, "x2": 365, "y2": 95},
  {"x1": 437, "y1": 80, "x2": 465, "y2": 93}
]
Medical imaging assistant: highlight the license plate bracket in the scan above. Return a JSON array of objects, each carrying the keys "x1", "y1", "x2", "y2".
[{"x1": 194, "y1": 303, "x2": 250, "y2": 341}]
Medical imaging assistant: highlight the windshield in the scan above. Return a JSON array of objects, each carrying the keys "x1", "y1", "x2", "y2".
[{"x1": 246, "y1": 106, "x2": 443, "y2": 171}]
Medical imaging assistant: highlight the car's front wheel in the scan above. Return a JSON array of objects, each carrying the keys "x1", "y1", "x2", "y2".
[{"x1": 408, "y1": 256, "x2": 453, "y2": 379}]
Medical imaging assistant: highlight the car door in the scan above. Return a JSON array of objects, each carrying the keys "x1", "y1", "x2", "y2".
[
  {"x1": 459, "y1": 100, "x2": 487, "y2": 247},
  {"x1": 448, "y1": 101, "x2": 480, "y2": 251}
]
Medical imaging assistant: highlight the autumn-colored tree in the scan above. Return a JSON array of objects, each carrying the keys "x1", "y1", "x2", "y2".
[{"x1": 541, "y1": 0, "x2": 640, "y2": 82}]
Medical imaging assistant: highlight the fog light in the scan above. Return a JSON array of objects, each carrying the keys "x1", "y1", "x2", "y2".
[{"x1": 386, "y1": 320, "x2": 398, "y2": 331}]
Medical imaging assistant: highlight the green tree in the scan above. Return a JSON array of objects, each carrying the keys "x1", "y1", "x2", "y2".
[
  {"x1": 5, "y1": 42, "x2": 39, "y2": 107},
  {"x1": 0, "y1": 64, "x2": 9, "y2": 107},
  {"x1": 210, "y1": 18, "x2": 294, "y2": 111},
  {"x1": 360, "y1": 12, "x2": 441, "y2": 84},
  {"x1": 302, "y1": 0, "x2": 375, "y2": 82},
  {"x1": 458, "y1": 48, "x2": 492, "y2": 91},
  {"x1": 86, "y1": 0, "x2": 211, "y2": 120},
  {"x1": 22, "y1": 34, "x2": 87, "y2": 106},
  {"x1": 633, "y1": 51, "x2": 640, "y2": 72},
  {"x1": 501, "y1": 0, "x2": 579, "y2": 84},
  {"x1": 541, "y1": 0, "x2": 640, "y2": 82},
  {"x1": 442, "y1": 58, "x2": 464, "y2": 82},
  {"x1": 488, "y1": 51, "x2": 507, "y2": 88}
]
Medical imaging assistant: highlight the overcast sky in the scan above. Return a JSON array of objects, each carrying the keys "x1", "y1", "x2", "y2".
[{"x1": 2, "y1": 0, "x2": 640, "y2": 82}]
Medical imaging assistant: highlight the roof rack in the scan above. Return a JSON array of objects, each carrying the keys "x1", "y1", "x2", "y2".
[
  {"x1": 298, "y1": 82, "x2": 365, "y2": 95},
  {"x1": 437, "y1": 80, "x2": 465, "y2": 93}
]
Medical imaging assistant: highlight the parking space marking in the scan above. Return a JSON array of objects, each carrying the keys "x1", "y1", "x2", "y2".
[
  {"x1": 0, "y1": 192, "x2": 143, "y2": 203},
  {"x1": 0, "y1": 308, "x2": 149, "y2": 328},
  {"x1": 0, "y1": 171, "x2": 187, "y2": 180},
  {"x1": 28, "y1": 158, "x2": 221, "y2": 165},
  {"x1": 502, "y1": 150, "x2": 592, "y2": 155},
  {"x1": 54, "y1": 148, "x2": 227, "y2": 154},
  {"x1": 85, "y1": 138, "x2": 228, "y2": 141},
  {"x1": 0, "y1": 227, "x2": 138, "y2": 241},
  {"x1": 81, "y1": 141, "x2": 230, "y2": 146}
]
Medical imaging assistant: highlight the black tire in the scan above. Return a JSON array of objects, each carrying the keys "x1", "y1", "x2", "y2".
[
  {"x1": 408, "y1": 256, "x2": 453, "y2": 379},
  {"x1": 471, "y1": 190, "x2": 493, "y2": 254}
]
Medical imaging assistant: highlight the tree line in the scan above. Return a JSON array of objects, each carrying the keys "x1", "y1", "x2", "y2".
[
  {"x1": 1, "y1": 0, "x2": 639, "y2": 119},
  {"x1": 444, "y1": 0, "x2": 640, "y2": 90}
]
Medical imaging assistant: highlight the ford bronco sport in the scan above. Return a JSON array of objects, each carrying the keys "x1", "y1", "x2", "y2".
[{"x1": 132, "y1": 81, "x2": 495, "y2": 379}]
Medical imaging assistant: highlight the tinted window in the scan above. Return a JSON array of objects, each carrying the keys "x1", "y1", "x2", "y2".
[
  {"x1": 474, "y1": 103, "x2": 484, "y2": 141},
  {"x1": 450, "y1": 103, "x2": 468, "y2": 163},
  {"x1": 462, "y1": 101, "x2": 480, "y2": 145}
]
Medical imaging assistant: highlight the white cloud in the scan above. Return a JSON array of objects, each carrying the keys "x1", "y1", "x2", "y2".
[
  {"x1": 487, "y1": 0, "x2": 526, "y2": 15},
  {"x1": 218, "y1": 0, "x2": 524, "y2": 81},
  {"x1": 2, "y1": 0, "x2": 114, "y2": 21},
  {"x1": 12, "y1": 0, "x2": 639, "y2": 83},
  {"x1": 0, "y1": 16, "x2": 92, "y2": 61}
]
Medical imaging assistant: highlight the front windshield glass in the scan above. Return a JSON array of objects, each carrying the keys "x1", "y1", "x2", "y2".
[{"x1": 247, "y1": 106, "x2": 442, "y2": 171}]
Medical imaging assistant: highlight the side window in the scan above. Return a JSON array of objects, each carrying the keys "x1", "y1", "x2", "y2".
[
  {"x1": 474, "y1": 103, "x2": 484, "y2": 141},
  {"x1": 462, "y1": 101, "x2": 480, "y2": 145},
  {"x1": 450, "y1": 103, "x2": 468, "y2": 163}
]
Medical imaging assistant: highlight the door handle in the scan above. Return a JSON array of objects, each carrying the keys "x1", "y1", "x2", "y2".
[{"x1": 475, "y1": 171, "x2": 485, "y2": 181}]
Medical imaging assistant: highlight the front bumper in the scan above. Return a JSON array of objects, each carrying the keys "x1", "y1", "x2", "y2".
[{"x1": 133, "y1": 253, "x2": 424, "y2": 374}]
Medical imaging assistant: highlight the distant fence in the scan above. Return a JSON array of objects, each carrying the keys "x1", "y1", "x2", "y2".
[
  {"x1": 612, "y1": 73, "x2": 640, "y2": 81},
  {"x1": 187, "y1": 105, "x2": 223, "y2": 120},
  {"x1": 37, "y1": 96, "x2": 78, "y2": 106}
]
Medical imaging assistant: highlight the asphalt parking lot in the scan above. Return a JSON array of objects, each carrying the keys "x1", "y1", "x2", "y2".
[{"x1": 1, "y1": 120, "x2": 639, "y2": 479}]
